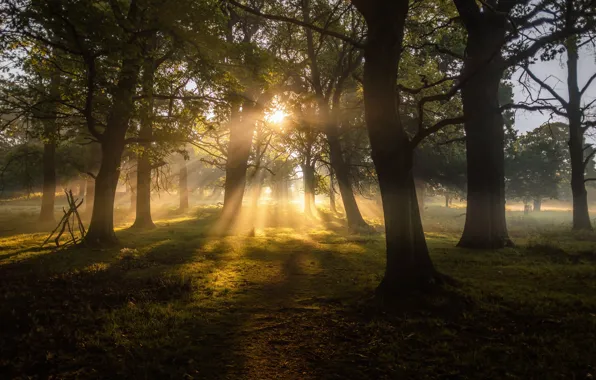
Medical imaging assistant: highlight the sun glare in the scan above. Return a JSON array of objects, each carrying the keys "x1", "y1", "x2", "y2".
[{"x1": 266, "y1": 109, "x2": 287, "y2": 124}]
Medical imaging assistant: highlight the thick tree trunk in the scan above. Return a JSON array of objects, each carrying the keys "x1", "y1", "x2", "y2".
[
  {"x1": 533, "y1": 198, "x2": 542, "y2": 212},
  {"x1": 354, "y1": 0, "x2": 436, "y2": 294},
  {"x1": 566, "y1": 37, "x2": 592, "y2": 230},
  {"x1": 569, "y1": 129, "x2": 591, "y2": 229},
  {"x1": 415, "y1": 178, "x2": 426, "y2": 216},
  {"x1": 458, "y1": 23, "x2": 512, "y2": 249},
  {"x1": 85, "y1": 138, "x2": 125, "y2": 246},
  {"x1": 302, "y1": 164, "x2": 316, "y2": 216},
  {"x1": 221, "y1": 102, "x2": 256, "y2": 224},
  {"x1": 85, "y1": 57, "x2": 141, "y2": 246},
  {"x1": 39, "y1": 68, "x2": 60, "y2": 223},
  {"x1": 445, "y1": 194, "x2": 451, "y2": 208},
  {"x1": 179, "y1": 163, "x2": 189, "y2": 211}
]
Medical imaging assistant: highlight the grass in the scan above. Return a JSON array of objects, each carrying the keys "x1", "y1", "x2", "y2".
[{"x1": 1, "y1": 203, "x2": 596, "y2": 379}]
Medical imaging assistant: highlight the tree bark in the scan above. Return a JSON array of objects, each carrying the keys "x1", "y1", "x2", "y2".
[
  {"x1": 457, "y1": 16, "x2": 512, "y2": 249},
  {"x1": 132, "y1": 57, "x2": 156, "y2": 229},
  {"x1": 85, "y1": 138, "x2": 125, "y2": 246},
  {"x1": 129, "y1": 166, "x2": 136, "y2": 213},
  {"x1": 179, "y1": 163, "x2": 189, "y2": 211},
  {"x1": 302, "y1": 164, "x2": 316, "y2": 216},
  {"x1": 326, "y1": 126, "x2": 368, "y2": 228},
  {"x1": 83, "y1": 142, "x2": 101, "y2": 215},
  {"x1": 85, "y1": 57, "x2": 141, "y2": 246},
  {"x1": 533, "y1": 198, "x2": 541, "y2": 212},
  {"x1": 445, "y1": 194, "x2": 451, "y2": 208},
  {"x1": 39, "y1": 68, "x2": 60, "y2": 223},
  {"x1": 415, "y1": 178, "x2": 426, "y2": 216},
  {"x1": 566, "y1": 36, "x2": 592, "y2": 230},
  {"x1": 353, "y1": 0, "x2": 437, "y2": 294},
  {"x1": 329, "y1": 168, "x2": 338, "y2": 214}
]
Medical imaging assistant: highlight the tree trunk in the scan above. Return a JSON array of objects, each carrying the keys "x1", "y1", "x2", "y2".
[
  {"x1": 129, "y1": 167, "x2": 136, "y2": 213},
  {"x1": 302, "y1": 164, "x2": 316, "y2": 216},
  {"x1": 415, "y1": 178, "x2": 425, "y2": 216},
  {"x1": 179, "y1": 163, "x2": 189, "y2": 211},
  {"x1": 326, "y1": 128, "x2": 368, "y2": 228},
  {"x1": 84, "y1": 142, "x2": 101, "y2": 215},
  {"x1": 353, "y1": 0, "x2": 436, "y2": 294},
  {"x1": 566, "y1": 37, "x2": 592, "y2": 230},
  {"x1": 38, "y1": 67, "x2": 60, "y2": 223},
  {"x1": 329, "y1": 168, "x2": 338, "y2": 214},
  {"x1": 39, "y1": 141, "x2": 57, "y2": 223},
  {"x1": 221, "y1": 101, "x2": 256, "y2": 224},
  {"x1": 85, "y1": 57, "x2": 141, "y2": 246},
  {"x1": 85, "y1": 138, "x2": 125, "y2": 246},
  {"x1": 132, "y1": 151, "x2": 154, "y2": 228},
  {"x1": 77, "y1": 179, "x2": 86, "y2": 198},
  {"x1": 445, "y1": 194, "x2": 451, "y2": 208},
  {"x1": 250, "y1": 169, "x2": 265, "y2": 211},
  {"x1": 84, "y1": 177, "x2": 95, "y2": 215},
  {"x1": 132, "y1": 57, "x2": 156, "y2": 229},
  {"x1": 533, "y1": 198, "x2": 541, "y2": 212},
  {"x1": 301, "y1": 0, "x2": 367, "y2": 229},
  {"x1": 458, "y1": 22, "x2": 512, "y2": 249}
]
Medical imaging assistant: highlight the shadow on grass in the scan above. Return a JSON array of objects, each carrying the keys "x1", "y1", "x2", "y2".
[
  {"x1": 0, "y1": 211, "x2": 249, "y2": 379},
  {"x1": 2, "y1": 207, "x2": 596, "y2": 379}
]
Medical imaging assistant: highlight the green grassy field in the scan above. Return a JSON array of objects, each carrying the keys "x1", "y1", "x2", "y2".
[{"x1": 0, "y1": 203, "x2": 595, "y2": 379}]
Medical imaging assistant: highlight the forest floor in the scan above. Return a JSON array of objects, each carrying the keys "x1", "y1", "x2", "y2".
[{"x1": 1, "y1": 200, "x2": 596, "y2": 379}]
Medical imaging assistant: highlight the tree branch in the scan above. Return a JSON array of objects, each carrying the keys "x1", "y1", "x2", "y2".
[
  {"x1": 411, "y1": 116, "x2": 465, "y2": 148},
  {"x1": 226, "y1": 0, "x2": 365, "y2": 49},
  {"x1": 522, "y1": 65, "x2": 569, "y2": 108},
  {"x1": 581, "y1": 72, "x2": 596, "y2": 96}
]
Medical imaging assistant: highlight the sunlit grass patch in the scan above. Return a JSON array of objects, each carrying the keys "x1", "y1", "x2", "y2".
[{"x1": 1, "y1": 205, "x2": 596, "y2": 379}]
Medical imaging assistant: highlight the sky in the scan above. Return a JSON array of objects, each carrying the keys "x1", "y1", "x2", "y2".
[{"x1": 512, "y1": 48, "x2": 596, "y2": 133}]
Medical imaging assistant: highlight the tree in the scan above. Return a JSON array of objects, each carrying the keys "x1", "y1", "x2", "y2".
[
  {"x1": 230, "y1": 0, "x2": 466, "y2": 293},
  {"x1": 351, "y1": 0, "x2": 437, "y2": 293},
  {"x1": 298, "y1": 0, "x2": 369, "y2": 229},
  {"x1": 506, "y1": 124, "x2": 567, "y2": 210},
  {"x1": 2, "y1": 0, "x2": 226, "y2": 245},
  {"x1": 516, "y1": 0, "x2": 596, "y2": 229},
  {"x1": 452, "y1": 0, "x2": 520, "y2": 248}
]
